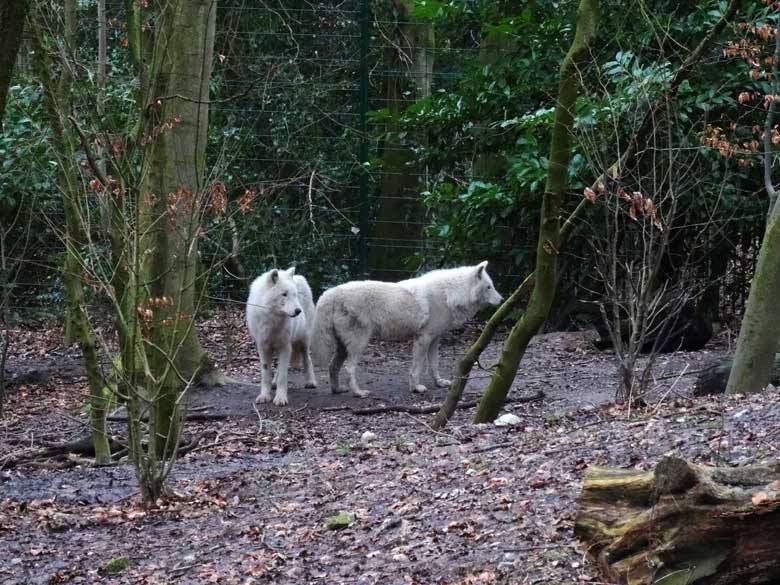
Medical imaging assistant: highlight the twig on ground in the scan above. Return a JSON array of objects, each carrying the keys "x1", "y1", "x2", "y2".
[
  {"x1": 108, "y1": 410, "x2": 229, "y2": 422},
  {"x1": 503, "y1": 543, "x2": 577, "y2": 552},
  {"x1": 649, "y1": 363, "x2": 690, "y2": 418},
  {"x1": 472, "y1": 441, "x2": 515, "y2": 454},
  {"x1": 402, "y1": 411, "x2": 464, "y2": 442},
  {"x1": 346, "y1": 391, "x2": 545, "y2": 416}
]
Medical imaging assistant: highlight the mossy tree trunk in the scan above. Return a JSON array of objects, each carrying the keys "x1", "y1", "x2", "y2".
[
  {"x1": 134, "y1": 0, "x2": 217, "y2": 460},
  {"x1": 472, "y1": 0, "x2": 599, "y2": 423},
  {"x1": 0, "y1": 0, "x2": 29, "y2": 129},
  {"x1": 726, "y1": 214, "x2": 780, "y2": 394},
  {"x1": 727, "y1": 19, "x2": 780, "y2": 395},
  {"x1": 575, "y1": 457, "x2": 780, "y2": 584},
  {"x1": 368, "y1": 0, "x2": 434, "y2": 279},
  {"x1": 30, "y1": 0, "x2": 111, "y2": 464}
]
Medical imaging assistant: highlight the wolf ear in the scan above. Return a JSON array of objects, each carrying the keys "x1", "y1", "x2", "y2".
[
  {"x1": 269, "y1": 269, "x2": 279, "y2": 284},
  {"x1": 286, "y1": 266, "x2": 296, "y2": 277},
  {"x1": 475, "y1": 260, "x2": 488, "y2": 279}
]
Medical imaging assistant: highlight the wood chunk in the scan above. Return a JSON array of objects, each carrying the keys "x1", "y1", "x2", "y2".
[{"x1": 574, "y1": 457, "x2": 780, "y2": 584}]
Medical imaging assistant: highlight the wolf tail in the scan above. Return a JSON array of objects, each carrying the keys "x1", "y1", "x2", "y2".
[{"x1": 310, "y1": 290, "x2": 337, "y2": 366}]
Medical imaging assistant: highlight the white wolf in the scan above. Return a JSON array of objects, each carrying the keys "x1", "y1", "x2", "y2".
[
  {"x1": 246, "y1": 267, "x2": 317, "y2": 406},
  {"x1": 311, "y1": 262, "x2": 502, "y2": 397}
]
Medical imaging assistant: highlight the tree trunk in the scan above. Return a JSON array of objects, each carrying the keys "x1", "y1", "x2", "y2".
[
  {"x1": 136, "y1": 0, "x2": 217, "y2": 459},
  {"x1": 472, "y1": 0, "x2": 599, "y2": 423},
  {"x1": 727, "y1": 18, "x2": 780, "y2": 395},
  {"x1": 0, "y1": 0, "x2": 29, "y2": 129},
  {"x1": 574, "y1": 457, "x2": 780, "y2": 585},
  {"x1": 726, "y1": 214, "x2": 780, "y2": 394},
  {"x1": 367, "y1": 0, "x2": 434, "y2": 280},
  {"x1": 29, "y1": 0, "x2": 111, "y2": 464}
]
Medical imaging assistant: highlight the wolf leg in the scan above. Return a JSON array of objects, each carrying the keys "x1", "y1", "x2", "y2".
[
  {"x1": 256, "y1": 345, "x2": 274, "y2": 403},
  {"x1": 273, "y1": 344, "x2": 292, "y2": 406},
  {"x1": 343, "y1": 333, "x2": 370, "y2": 397},
  {"x1": 301, "y1": 340, "x2": 318, "y2": 389},
  {"x1": 329, "y1": 342, "x2": 347, "y2": 393},
  {"x1": 428, "y1": 336, "x2": 451, "y2": 387},
  {"x1": 289, "y1": 343, "x2": 303, "y2": 370},
  {"x1": 344, "y1": 353, "x2": 370, "y2": 397},
  {"x1": 410, "y1": 335, "x2": 431, "y2": 393}
]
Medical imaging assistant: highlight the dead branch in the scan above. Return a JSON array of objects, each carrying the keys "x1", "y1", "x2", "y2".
[{"x1": 342, "y1": 390, "x2": 544, "y2": 416}]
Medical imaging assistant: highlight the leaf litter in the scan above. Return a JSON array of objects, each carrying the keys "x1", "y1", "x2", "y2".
[{"x1": 1, "y1": 311, "x2": 779, "y2": 584}]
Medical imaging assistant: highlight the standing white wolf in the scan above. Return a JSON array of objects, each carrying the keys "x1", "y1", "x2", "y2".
[
  {"x1": 311, "y1": 262, "x2": 502, "y2": 397},
  {"x1": 246, "y1": 267, "x2": 317, "y2": 406}
]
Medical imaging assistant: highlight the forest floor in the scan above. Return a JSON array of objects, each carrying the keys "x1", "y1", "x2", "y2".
[{"x1": 2, "y1": 309, "x2": 780, "y2": 584}]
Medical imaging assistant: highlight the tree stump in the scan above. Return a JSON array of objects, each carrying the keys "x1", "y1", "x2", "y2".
[
  {"x1": 574, "y1": 456, "x2": 780, "y2": 584},
  {"x1": 693, "y1": 355, "x2": 780, "y2": 396}
]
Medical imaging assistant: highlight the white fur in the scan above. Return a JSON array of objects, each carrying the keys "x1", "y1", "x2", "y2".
[
  {"x1": 246, "y1": 267, "x2": 317, "y2": 406},
  {"x1": 311, "y1": 261, "x2": 502, "y2": 396}
]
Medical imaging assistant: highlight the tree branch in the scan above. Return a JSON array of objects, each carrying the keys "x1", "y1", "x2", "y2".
[{"x1": 68, "y1": 114, "x2": 110, "y2": 188}]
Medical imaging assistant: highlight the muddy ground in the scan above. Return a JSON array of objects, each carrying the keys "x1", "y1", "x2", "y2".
[{"x1": 1, "y1": 310, "x2": 779, "y2": 584}]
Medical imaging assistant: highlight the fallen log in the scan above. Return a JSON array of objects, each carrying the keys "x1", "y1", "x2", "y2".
[
  {"x1": 1, "y1": 434, "x2": 125, "y2": 470},
  {"x1": 107, "y1": 405, "x2": 229, "y2": 422},
  {"x1": 1, "y1": 433, "x2": 203, "y2": 470},
  {"x1": 693, "y1": 354, "x2": 780, "y2": 396},
  {"x1": 574, "y1": 456, "x2": 780, "y2": 584}
]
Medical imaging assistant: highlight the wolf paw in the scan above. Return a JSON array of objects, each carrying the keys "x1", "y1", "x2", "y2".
[
  {"x1": 352, "y1": 388, "x2": 371, "y2": 398},
  {"x1": 413, "y1": 384, "x2": 428, "y2": 393},
  {"x1": 304, "y1": 381, "x2": 318, "y2": 389},
  {"x1": 273, "y1": 394, "x2": 289, "y2": 406},
  {"x1": 435, "y1": 378, "x2": 452, "y2": 388},
  {"x1": 256, "y1": 392, "x2": 272, "y2": 403}
]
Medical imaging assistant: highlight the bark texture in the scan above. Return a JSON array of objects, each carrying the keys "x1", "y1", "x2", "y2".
[
  {"x1": 575, "y1": 457, "x2": 780, "y2": 585},
  {"x1": 726, "y1": 216, "x2": 780, "y2": 394},
  {"x1": 136, "y1": 0, "x2": 217, "y2": 460},
  {"x1": 472, "y1": 0, "x2": 599, "y2": 423}
]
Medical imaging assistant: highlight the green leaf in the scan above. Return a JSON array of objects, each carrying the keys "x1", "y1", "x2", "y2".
[
  {"x1": 325, "y1": 511, "x2": 355, "y2": 530},
  {"x1": 409, "y1": 0, "x2": 444, "y2": 20}
]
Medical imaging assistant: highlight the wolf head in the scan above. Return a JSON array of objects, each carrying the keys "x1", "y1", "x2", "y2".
[
  {"x1": 473, "y1": 261, "x2": 503, "y2": 306},
  {"x1": 266, "y1": 266, "x2": 303, "y2": 318}
]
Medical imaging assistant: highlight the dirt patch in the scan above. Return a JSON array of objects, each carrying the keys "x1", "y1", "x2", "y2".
[
  {"x1": 191, "y1": 323, "x2": 726, "y2": 418},
  {"x1": 3, "y1": 313, "x2": 769, "y2": 585}
]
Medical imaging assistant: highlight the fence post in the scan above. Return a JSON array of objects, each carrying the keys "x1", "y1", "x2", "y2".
[{"x1": 357, "y1": 0, "x2": 370, "y2": 277}]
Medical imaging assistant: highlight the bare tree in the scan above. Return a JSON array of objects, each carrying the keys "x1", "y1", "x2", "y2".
[
  {"x1": 30, "y1": 0, "x2": 112, "y2": 463},
  {"x1": 28, "y1": 0, "x2": 238, "y2": 499},
  {"x1": 580, "y1": 46, "x2": 718, "y2": 402}
]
